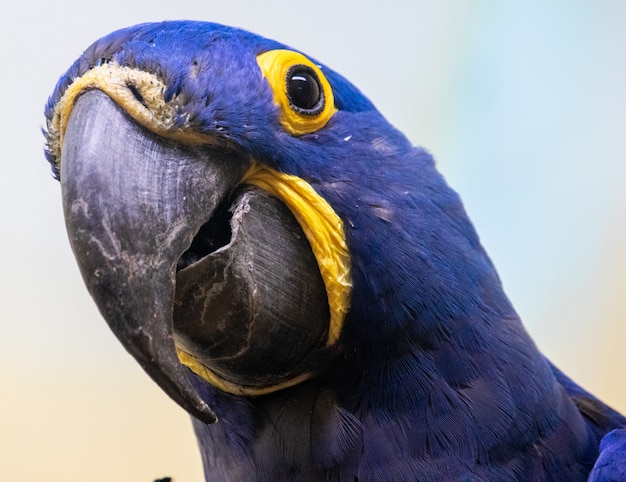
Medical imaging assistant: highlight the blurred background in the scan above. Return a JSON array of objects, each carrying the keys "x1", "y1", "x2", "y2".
[{"x1": 1, "y1": 1, "x2": 624, "y2": 480}]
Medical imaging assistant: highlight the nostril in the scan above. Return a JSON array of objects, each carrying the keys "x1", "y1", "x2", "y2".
[{"x1": 127, "y1": 82, "x2": 147, "y2": 108}]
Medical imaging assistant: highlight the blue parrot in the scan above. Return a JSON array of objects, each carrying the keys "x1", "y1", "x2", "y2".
[{"x1": 44, "y1": 21, "x2": 625, "y2": 481}]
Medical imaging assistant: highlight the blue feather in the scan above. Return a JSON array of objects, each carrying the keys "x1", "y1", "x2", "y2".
[{"x1": 45, "y1": 20, "x2": 625, "y2": 481}]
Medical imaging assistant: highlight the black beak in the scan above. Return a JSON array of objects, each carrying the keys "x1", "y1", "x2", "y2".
[
  {"x1": 61, "y1": 90, "x2": 249, "y2": 423},
  {"x1": 60, "y1": 90, "x2": 330, "y2": 423}
]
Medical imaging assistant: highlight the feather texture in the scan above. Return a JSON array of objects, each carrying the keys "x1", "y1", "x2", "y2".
[{"x1": 46, "y1": 21, "x2": 625, "y2": 481}]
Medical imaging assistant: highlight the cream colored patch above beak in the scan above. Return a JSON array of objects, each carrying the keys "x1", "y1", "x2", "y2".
[{"x1": 47, "y1": 62, "x2": 212, "y2": 168}]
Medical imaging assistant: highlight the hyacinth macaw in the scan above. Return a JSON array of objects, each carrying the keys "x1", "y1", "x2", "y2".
[{"x1": 44, "y1": 21, "x2": 625, "y2": 481}]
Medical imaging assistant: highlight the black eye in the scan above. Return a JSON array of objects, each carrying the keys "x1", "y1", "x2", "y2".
[{"x1": 286, "y1": 65, "x2": 324, "y2": 115}]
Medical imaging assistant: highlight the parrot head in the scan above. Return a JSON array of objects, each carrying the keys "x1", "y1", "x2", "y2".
[
  {"x1": 46, "y1": 21, "x2": 514, "y2": 427},
  {"x1": 45, "y1": 21, "x2": 626, "y2": 480}
]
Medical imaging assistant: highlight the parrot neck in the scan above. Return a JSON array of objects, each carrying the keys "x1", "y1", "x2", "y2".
[
  {"x1": 326, "y1": 146, "x2": 597, "y2": 469},
  {"x1": 331, "y1": 247, "x2": 598, "y2": 474}
]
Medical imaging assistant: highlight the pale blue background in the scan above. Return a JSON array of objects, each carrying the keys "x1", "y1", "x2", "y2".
[{"x1": 1, "y1": 2, "x2": 624, "y2": 480}]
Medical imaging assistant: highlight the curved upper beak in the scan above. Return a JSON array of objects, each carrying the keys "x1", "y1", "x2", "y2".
[
  {"x1": 60, "y1": 90, "x2": 250, "y2": 424},
  {"x1": 60, "y1": 88, "x2": 333, "y2": 423}
]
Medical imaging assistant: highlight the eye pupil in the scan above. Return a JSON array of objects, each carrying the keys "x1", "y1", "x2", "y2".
[
  {"x1": 288, "y1": 73, "x2": 319, "y2": 109},
  {"x1": 286, "y1": 66, "x2": 323, "y2": 114}
]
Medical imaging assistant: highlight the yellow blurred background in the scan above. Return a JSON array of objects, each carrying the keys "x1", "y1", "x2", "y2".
[{"x1": 1, "y1": 1, "x2": 624, "y2": 480}]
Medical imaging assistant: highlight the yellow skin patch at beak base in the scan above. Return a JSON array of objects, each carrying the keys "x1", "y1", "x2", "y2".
[
  {"x1": 177, "y1": 350, "x2": 316, "y2": 397},
  {"x1": 241, "y1": 163, "x2": 352, "y2": 347}
]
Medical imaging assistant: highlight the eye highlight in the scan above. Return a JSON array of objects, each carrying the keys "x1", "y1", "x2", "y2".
[{"x1": 257, "y1": 49, "x2": 336, "y2": 136}]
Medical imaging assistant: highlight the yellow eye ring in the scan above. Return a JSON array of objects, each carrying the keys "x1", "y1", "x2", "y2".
[{"x1": 257, "y1": 49, "x2": 337, "y2": 136}]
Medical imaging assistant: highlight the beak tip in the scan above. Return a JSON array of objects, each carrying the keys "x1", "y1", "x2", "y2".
[
  {"x1": 199, "y1": 403, "x2": 219, "y2": 425},
  {"x1": 190, "y1": 399, "x2": 218, "y2": 424}
]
